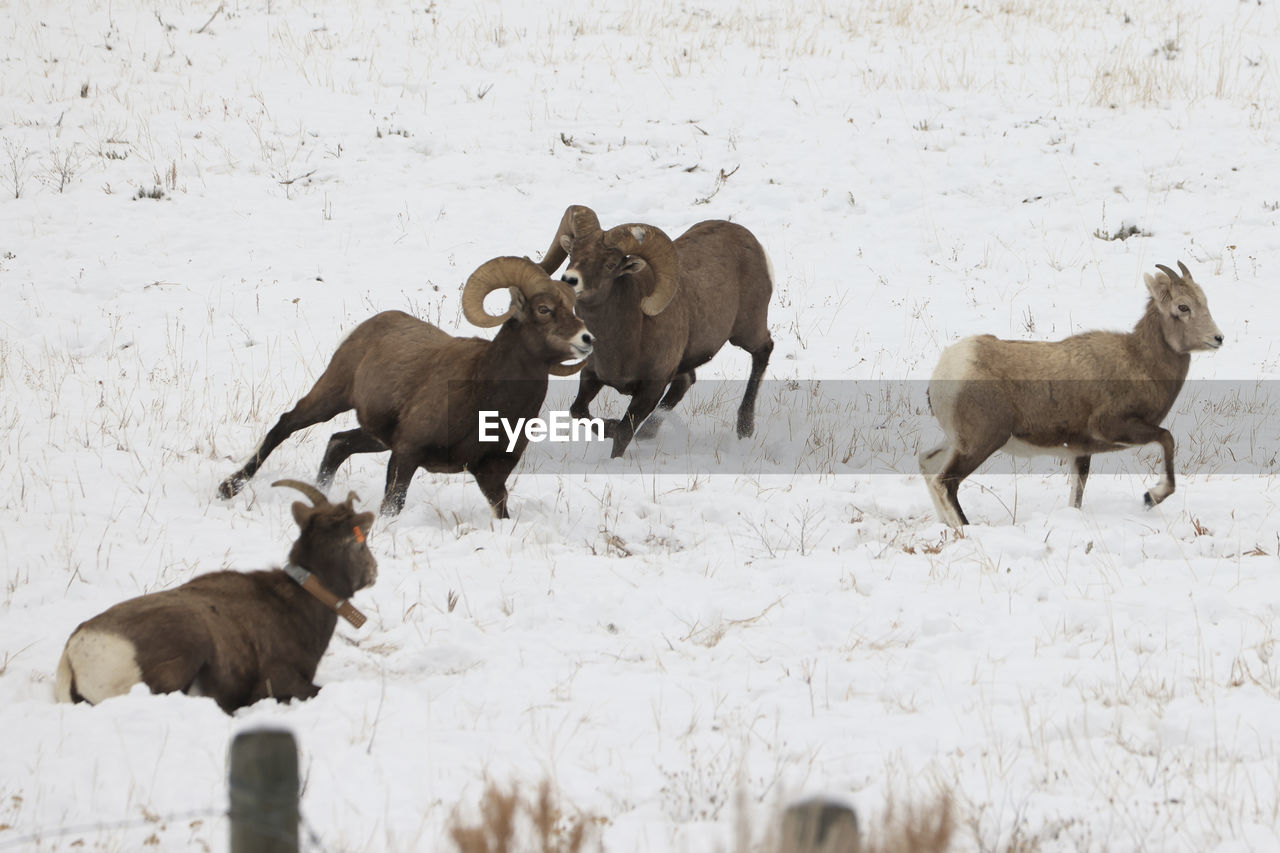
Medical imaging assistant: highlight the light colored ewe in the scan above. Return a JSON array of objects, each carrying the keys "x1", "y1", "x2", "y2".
[
  {"x1": 537, "y1": 205, "x2": 774, "y2": 458},
  {"x1": 919, "y1": 261, "x2": 1223, "y2": 527}
]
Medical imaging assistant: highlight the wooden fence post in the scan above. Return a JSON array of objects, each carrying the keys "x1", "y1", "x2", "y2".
[
  {"x1": 779, "y1": 798, "x2": 860, "y2": 853},
  {"x1": 229, "y1": 728, "x2": 299, "y2": 853}
]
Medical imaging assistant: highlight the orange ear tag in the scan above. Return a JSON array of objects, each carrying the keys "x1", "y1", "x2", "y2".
[{"x1": 353, "y1": 526, "x2": 366, "y2": 543}]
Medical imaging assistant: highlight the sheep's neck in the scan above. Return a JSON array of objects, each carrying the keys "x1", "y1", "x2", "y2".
[
  {"x1": 485, "y1": 322, "x2": 559, "y2": 380},
  {"x1": 1130, "y1": 299, "x2": 1190, "y2": 381}
]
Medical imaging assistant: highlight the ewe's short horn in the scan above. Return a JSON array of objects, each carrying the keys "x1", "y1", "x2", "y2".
[
  {"x1": 272, "y1": 479, "x2": 329, "y2": 507},
  {"x1": 1154, "y1": 264, "x2": 1183, "y2": 285},
  {"x1": 462, "y1": 257, "x2": 555, "y2": 328},
  {"x1": 1177, "y1": 260, "x2": 1194, "y2": 281},
  {"x1": 603, "y1": 223, "x2": 678, "y2": 316},
  {"x1": 539, "y1": 204, "x2": 601, "y2": 275}
]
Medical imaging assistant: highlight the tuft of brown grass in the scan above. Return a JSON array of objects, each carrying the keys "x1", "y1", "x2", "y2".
[
  {"x1": 449, "y1": 780, "x2": 593, "y2": 853},
  {"x1": 863, "y1": 792, "x2": 955, "y2": 853}
]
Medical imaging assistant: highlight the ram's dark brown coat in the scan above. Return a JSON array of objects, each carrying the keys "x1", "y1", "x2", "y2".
[{"x1": 539, "y1": 206, "x2": 773, "y2": 457}]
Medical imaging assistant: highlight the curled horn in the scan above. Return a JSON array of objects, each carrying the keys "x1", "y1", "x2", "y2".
[
  {"x1": 1176, "y1": 260, "x2": 1194, "y2": 281},
  {"x1": 603, "y1": 223, "x2": 678, "y2": 316},
  {"x1": 461, "y1": 257, "x2": 557, "y2": 328},
  {"x1": 272, "y1": 479, "x2": 330, "y2": 507},
  {"x1": 539, "y1": 205, "x2": 601, "y2": 276},
  {"x1": 1154, "y1": 263, "x2": 1183, "y2": 286}
]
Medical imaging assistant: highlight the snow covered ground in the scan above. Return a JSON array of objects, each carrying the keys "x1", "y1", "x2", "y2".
[{"x1": 2, "y1": 0, "x2": 1279, "y2": 849}]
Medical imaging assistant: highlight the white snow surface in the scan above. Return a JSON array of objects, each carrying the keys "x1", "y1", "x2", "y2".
[{"x1": 2, "y1": 0, "x2": 1280, "y2": 850}]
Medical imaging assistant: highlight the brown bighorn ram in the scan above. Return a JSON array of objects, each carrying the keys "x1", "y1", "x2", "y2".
[
  {"x1": 538, "y1": 205, "x2": 774, "y2": 457},
  {"x1": 56, "y1": 481, "x2": 376, "y2": 712},
  {"x1": 218, "y1": 257, "x2": 592, "y2": 518},
  {"x1": 919, "y1": 261, "x2": 1223, "y2": 527}
]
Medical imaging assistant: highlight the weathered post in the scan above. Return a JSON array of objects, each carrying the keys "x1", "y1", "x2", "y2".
[
  {"x1": 229, "y1": 728, "x2": 299, "y2": 853},
  {"x1": 779, "y1": 798, "x2": 860, "y2": 853}
]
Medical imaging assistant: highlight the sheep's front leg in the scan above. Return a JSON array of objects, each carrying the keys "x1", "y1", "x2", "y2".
[
  {"x1": 611, "y1": 382, "x2": 667, "y2": 458},
  {"x1": 1070, "y1": 455, "x2": 1091, "y2": 508},
  {"x1": 1091, "y1": 416, "x2": 1177, "y2": 507},
  {"x1": 636, "y1": 370, "x2": 696, "y2": 441},
  {"x1": 251, "y1": 668, "x2": 321, "y2": 705},
  {"x1": 471, "y1": 454, "x2": 518, "y2": 519},
  {"x1": 569, "y1": 368, "x2": 605, "y2": 423},
  {"x1": 381, "y1": 449, "x2": 424, "y2": 516}
]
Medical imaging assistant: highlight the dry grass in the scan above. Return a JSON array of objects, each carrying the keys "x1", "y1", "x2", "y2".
[{"x1": 448, "y1": 781, "x2": 594, "y2": 853}]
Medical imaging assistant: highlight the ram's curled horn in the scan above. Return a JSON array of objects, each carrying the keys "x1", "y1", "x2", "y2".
[
  {"x1": 539, "y1": 205, "x2": 601, "y2": 275},
  {"x1": 272, "y1": 479, "x2": 330, "y2": 507},
  {"x1": 603, "y1": 223, "x2": 679, "y2": 316},
  {"x1": 462, "y1": 257, "x2": 555, "y2": 328}
]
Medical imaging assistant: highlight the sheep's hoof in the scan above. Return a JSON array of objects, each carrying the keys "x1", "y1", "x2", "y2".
[
  {"x1": 1143, "y1": 492, "x2": 1156, "y2": 508},
  {"x1": 217, "y1": 476, "x2": 244, "y2": 499}
]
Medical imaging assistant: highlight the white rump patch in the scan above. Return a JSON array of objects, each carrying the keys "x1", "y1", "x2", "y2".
[
  {"x1": 630, "y1": 225, "x2": 646, "y2": 243},
  {"x1": 62, "y1": 629, "x2": 143, "y2": 704}
]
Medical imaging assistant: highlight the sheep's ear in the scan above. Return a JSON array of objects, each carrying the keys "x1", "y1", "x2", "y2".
[
  {"x1": 559, "y1": 235, "x2": 572, "y2": 254},
  {"x1": 1143, "y1": 272, "x2": 1171, "y2": 303},
  {"x1": 291, "y1": 501, "x2": 315, "y2": 528},
  {"x1": 507, "y1": 285, "x2": 529, "y2": 318},
  {"x1": 619, "y1": 256, "x2": 648, "y2": 277}
]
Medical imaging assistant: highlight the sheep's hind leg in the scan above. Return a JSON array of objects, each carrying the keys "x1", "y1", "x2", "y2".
[
  {"x1": 735, "y1": 336, "x2": 773, "y2": 438},
  {"x1": 919, "y1": 443, "x2": 959, "y2": 526},
  {"x1": 636, "y1": 370, "x2": 696, "y2": 440},
  {"x1": 317, "y1": 429, "x2": 387, "y2": 489},
  {"x1": 218, "y1": 392, "x2": 350, "y2": 499},
  {"x1": 1070, "y1": 455, "x2": 1091, "y2": 508},
  {"x1": 932, "y1": 439, "x2": 1006, "y2": 527}
]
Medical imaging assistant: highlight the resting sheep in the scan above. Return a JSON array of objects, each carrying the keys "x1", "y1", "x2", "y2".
[
  {"x1": 538, "y1": 205, "x2": 774, "y2": 457},
  {"x1": 920, "y1": 261, "x2": 1223, "y2": 527},
  {"x1": 217, "y1": 257, "x2": 592, "y2": 518},
  {"x1": 56, "y1": 481, "x2": 376, "y2": 712}
]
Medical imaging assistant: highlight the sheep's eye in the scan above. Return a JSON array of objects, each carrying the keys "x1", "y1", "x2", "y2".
[
  {"x1": 1177, "y1": 304, "x2": 1190, "y2": 314},
  {"x1": 537, "y1": 305, "x2": 552, "y2": 315}
]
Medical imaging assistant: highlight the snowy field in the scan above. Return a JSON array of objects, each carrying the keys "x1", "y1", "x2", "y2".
[{"x1": 2, "y1": 0, "x2": 1280, "y2": 849}]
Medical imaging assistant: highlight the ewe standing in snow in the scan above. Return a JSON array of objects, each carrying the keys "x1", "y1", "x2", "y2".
[
  {"x1": 537, "y1": 205, "x2": 774, "y2": 458},
  {"x1": 56, "y1": 481, "x2": 376, "y2": 712},
  {"x1": 919, "y1": 261, "x2": 1223, "y2": 527},
  {"x1": 217, "y1": 257, "x2": 592, "y2": 519}
]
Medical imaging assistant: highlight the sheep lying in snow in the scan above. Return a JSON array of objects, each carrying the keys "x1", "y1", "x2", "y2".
[
  {"x1": 919, "y1": 261, "x2": 1223, "y2": 527},
  {"x1": 56, "y1": 481, "x2": 376, "y2": 712},
  {"x1": 538, "y1": 205, "x2": 774, "y2": 457}
]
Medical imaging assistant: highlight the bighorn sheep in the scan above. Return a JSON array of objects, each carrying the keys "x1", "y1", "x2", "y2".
[
  {"x1": 537, "y1": 205, "x2": 774, "y2": 457},
  {"x1": 217, "y1": 257, "x2": 592, "y2": 518},
  {"x1": 919, "y1": 261, "x2": 1223, "y2": 527},
  {"x1": 56, "y1": 481, "x2": 376, "y2": 712}
]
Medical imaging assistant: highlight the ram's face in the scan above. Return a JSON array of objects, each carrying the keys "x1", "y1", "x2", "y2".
[
  {"x1": 520, "y1": 283, "x2": 593, "y2": 362},
  {"x1": 557, "y1": 236, "x2": 637, "y2": 307}
]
